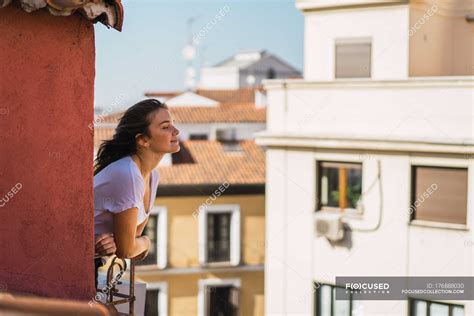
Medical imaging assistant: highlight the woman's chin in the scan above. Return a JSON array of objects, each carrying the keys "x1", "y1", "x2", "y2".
[{"x1": 170, "y1": 143, "x2": 180, "y2": 153}]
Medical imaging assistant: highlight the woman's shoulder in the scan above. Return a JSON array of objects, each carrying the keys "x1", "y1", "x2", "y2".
[{"x1": 95, "y1": 156, "x2": 137, "y2": 182}]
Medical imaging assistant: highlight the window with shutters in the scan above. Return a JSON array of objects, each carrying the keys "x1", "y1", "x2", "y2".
[
  {"x1": 144, "y1": 289, "x2": 159, "y2": 316},
  {"x1": 198, "y1": 205, "x2": 240, "y2": 266},
  {"x1": 411, "y1": 166, "x2": 468, "y2": 224},
  {"x1": 207, "y1": 213, "x2": 231, "y2": 262},
  {"x1": 335, "y1": 38, "x2": 371, "y2": 78},
  {"x1": 144, "y1": 282, "x2": 168, "y2": 316},
  {"x1": 136, "y1": 206, "x2": 168, "y2": 269},
  {"x1": 138, "y1": 214, "x2": 158, "y2": 266},
  {"x1": 199, "y1": 279, "x2": 240, "y2": 316}
]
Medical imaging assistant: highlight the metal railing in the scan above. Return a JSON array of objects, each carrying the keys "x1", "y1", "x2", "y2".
[{"x1": 98, "y1": 256, "x2": 136, "y2": 315}]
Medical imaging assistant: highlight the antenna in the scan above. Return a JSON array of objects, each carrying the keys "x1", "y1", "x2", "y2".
[{"x1": 182, "y1": 17, "x2": 197, "y2": 91}]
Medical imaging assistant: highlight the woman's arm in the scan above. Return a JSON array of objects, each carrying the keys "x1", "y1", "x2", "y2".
[
  {"x1": 136, "y1": 216, "x2": 149, "y2": 237},
  {"x1": 113, "y1": 207, "x2": 150, "y2": 258}
]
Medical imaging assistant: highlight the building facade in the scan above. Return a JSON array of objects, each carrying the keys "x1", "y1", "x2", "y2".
[
  {"x1": 95, "y1": 89, "x2": 268, "y2": 315},
  {"x1": 257, "y1": 0, "x2": 474, "y2": 315}
]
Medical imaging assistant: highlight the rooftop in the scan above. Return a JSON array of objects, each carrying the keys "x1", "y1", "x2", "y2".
[
  {"x1": 95, "y1": 102, "x2": 266, "y2": 126},
  {"x1": 158, "y1": 140, "x2": 265, "y2": 186},
  {"x1": 144, "y1": 87, "x2": 260, "y2": 104}
]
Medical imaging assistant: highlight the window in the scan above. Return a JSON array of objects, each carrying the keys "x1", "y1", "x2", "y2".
[
  {"x1": 145, "y1": 289, "x2": 159, "y2": 316},
  {"x1": 145, "y1": 282, "x2": 168, "y2": 316},
  {"x1": 318, "y1": 162, "x2": 362, "y2": 211},
  {"x1": 190, "y1": 134, "x2": 208, "y2": 140},
  {"x1": 207, "y1": 213, "x2": 231, "y2": 262},
  {"x1": 139, "y1": 214, "x2": 158, "y2": 266},
  {"x1": 208, "y1": 285, "x2": 239, "y2": 316},
  {"x1": 198, "y1": 279, "x2": 240, "y2": 316},
  {"x1": 137, "y1": 206, "x2": 167, "y2": 268},
  {"x1": 335, "y1": 38, "x2": 371, "y2": 78},
  {"x1": 411, "y1": 166, "x2": 468, "y2": 224},
  {"x1": 315, "y1": 283, "x2": 361, "y2": 316},
  {"x1": 409, "y1": 298, "x2": 464, "y2": 316},
  {"x1": 171, "y1": 144, "x2": 194, "y2": 164},
  {"x1": 198, "y1": 205, "x2": 240, "y2": 266},
  {"x1": 215, "y1": 128, "x2": 237, "y2": 142},
  {"x1": 266, "y1": 67, "x2": 276, "y2": 79}
]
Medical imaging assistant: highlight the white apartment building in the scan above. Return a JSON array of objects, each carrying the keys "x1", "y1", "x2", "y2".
[{"x1": 257, "y1": 0, "x2": 474, "y2": 315}]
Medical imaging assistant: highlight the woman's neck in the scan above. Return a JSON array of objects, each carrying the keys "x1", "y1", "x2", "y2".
[{"x1": 131, "y1": 152, "x2": 165, "y2": 178}]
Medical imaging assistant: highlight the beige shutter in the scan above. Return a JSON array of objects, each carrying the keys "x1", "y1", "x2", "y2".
[
  {"x1": 335, "y1": 41, "x2": 371, "y2": 78},
  {"x1": 413, "y1": 167, "x2": 468, "y2": 224}
]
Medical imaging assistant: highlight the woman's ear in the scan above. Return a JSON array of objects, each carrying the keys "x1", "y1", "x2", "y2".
[{"x1": 135, "y1": 133, "x2": 149, "y2": 148}]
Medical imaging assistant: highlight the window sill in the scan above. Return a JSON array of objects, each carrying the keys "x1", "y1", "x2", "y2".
[
  {"x1": 135, "y1": 264, "x2": 167, "y2": 271},
  {"x1": 317, "y1": 208, "x2": 364, "y2": 220},
  {"x1": 409, "y1": 220, "x2": 469, "y2": 231},
  {"x1": 201, "y1": 261, "x2": 236, "y2": 268}
]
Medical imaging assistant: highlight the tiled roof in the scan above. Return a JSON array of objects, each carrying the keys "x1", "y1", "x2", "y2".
[
  {"x1": 144, "y1": 87, "x2": 260, "y2": 104},
  {"x1": 195, "y1": 88, "x2": 258, "y2": 104},
  {"x1": 169, "y1": 103, "x2": 265, "y2": 123},
  {"x1": 158, "y1": 140, "x2": 265, "y2": 186},
  {"x1": 96, "y1": 102, "x2": 266, "y2": 124},
  {"x1": 143, "y1": 91, "x2": 181, "y2": 98},
  {"x1": 1, "y1": 0, "x2": 124, "y2": 31}
]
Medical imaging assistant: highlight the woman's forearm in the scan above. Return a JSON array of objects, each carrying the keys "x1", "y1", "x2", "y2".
[{"x1": 116, "y1": 235, "x2": 149, "y2": 259}]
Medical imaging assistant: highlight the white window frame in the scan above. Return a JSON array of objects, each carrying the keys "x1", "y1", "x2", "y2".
[
  {"x1": 315, "y1": 153, "x2": 367, "y2": 217},
  {"x1": 198, "y1": 204, "x2": 240, "y2": 266},
  {"x1": 146, "y1": 281, "x2": 168, "y2": 316},
  {"x1": 197, "y1": 278, "x2": 241, "y2": 316},
  {"x1": 139, "y1": 205, "x2": 167, "y2": 269}
]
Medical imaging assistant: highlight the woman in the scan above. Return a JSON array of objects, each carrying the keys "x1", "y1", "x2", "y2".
[{"x1": 93, "y1": 99, "x2": 180, "y2": 288}]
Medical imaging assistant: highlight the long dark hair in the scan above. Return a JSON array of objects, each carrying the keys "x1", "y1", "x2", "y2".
[{"x1": 94, "y1": 99, "x2": 168, "y2": 176}]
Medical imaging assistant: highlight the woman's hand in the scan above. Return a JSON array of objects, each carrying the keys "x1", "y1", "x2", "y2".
[{"x1": 94, "y1": 234, "x2": 117, "y2": 257}]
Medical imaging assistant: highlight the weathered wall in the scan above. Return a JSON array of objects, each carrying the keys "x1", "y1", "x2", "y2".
[{"x1": 0, "y1": 5, "x2": 95, "y2": 300}]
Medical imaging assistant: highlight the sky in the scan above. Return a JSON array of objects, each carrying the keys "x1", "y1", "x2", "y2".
[{"x1": 94, "y1": 0, "x2": 304, "y2": 112}]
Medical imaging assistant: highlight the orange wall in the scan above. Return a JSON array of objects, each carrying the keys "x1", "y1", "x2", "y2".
[
  {"x1": 409, "y1": 0, "x2": 474, "y2": 76},
  {"x1": 156, "y1": 194, "x2": 266, "y2": 268},
  {"x1": 0, "y1": 7, "x2": 96, "y2": 300}
]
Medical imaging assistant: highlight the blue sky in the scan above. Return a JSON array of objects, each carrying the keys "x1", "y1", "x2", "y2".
[{"x1": 94, "y1": 0, "x2": 303, "y2": 112}]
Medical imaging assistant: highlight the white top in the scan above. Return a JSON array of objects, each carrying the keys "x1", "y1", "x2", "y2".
[{"x1": 94, "y1": 155, "x2": 159, "y2": 235}]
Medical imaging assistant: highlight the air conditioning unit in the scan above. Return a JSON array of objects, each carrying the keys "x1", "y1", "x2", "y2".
[{"x1": 315, "y1": 211, "x2": 344, "y2": 241}]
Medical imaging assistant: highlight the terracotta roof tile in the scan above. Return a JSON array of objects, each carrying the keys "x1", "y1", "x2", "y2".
[
  {"x1": 195, "y1": 88, "x2": 258, "y2": 104},
  {"x1": 158, "y1": 140, "x2": 265, "y2": 186},
  {"x1": 170, "y1": 103, "x2": 265, "y2": 123},
  {"x1": 144, "y1": 87, "x2": 261, "y2": 104},
  {"x1": 97, "y1": 103, "x2": 266, "y2": 124}
]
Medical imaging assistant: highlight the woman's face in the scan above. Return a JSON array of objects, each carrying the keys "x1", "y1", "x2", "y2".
[{"x1": 143, "y1": 108, "x2": 180, "y2": 154}]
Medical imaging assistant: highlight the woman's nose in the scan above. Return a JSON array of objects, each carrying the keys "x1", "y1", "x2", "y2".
[{"x1": 173, "y1": 126, "x2": 180, "y2": 136}]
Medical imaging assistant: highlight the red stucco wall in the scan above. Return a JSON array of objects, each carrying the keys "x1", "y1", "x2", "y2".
[{"x1": 0, "y1": 6, "x2": 96, "y2": 300}]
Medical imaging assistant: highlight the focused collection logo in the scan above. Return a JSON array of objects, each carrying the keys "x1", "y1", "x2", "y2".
[{"x1": 345, "y1": 282, "x2": 390, "y2": 293}]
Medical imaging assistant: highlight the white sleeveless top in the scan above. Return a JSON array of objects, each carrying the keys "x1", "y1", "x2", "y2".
[{"x1": 94, "y1": 155, "x2": 159, "y2": 235}]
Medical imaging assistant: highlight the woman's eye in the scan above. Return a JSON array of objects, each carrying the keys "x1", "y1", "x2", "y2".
[{"x1": 162, "y1": 125, "x2": 169, "y2": 129}]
